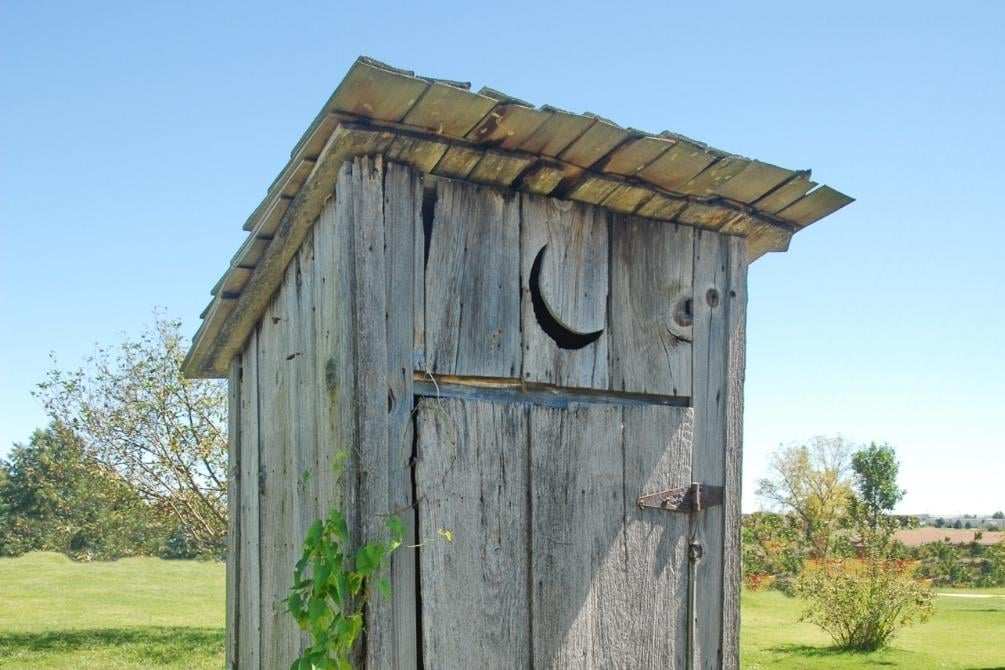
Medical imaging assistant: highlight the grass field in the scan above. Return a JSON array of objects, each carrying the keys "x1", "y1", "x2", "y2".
[
  {"x1": 1, "y1": 552, "x2": 1003, "y2": 669},
  {"x1": 0, "y1": 552, "x2": 224, "y2": 669},
  {"x1": 742, "y1": 588, "x2": 1005, "y2": 669}
]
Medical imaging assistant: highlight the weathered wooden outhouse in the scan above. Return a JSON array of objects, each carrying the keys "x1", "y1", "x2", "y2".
[{"x1": 183, "y1": 57, "x2": 851, "y2": 670}]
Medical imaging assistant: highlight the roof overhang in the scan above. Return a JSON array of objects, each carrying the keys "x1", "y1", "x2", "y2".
[{"x1": 183, "y1": 57, "x2": 852, "y2": 379}]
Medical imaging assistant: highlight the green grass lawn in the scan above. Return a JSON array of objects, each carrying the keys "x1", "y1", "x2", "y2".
[
  {"x1": 0, "y1": 552, "x2": 225, "y2": 669},
  {"x1": 2, "y1": 552, "x2": 1003, "y2": 669},
  {"x1": 742, "y1": 587, "x2": 1005, "y2": 670}
]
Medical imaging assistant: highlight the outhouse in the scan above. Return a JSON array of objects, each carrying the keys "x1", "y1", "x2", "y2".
[{"x1": 183, "y1": 57, "x2": 851, "y2": 670}]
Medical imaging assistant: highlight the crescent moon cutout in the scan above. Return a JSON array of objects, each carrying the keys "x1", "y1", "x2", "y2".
[{"x1": 529, "y1": 245, "x2": 605, "y2": 350}]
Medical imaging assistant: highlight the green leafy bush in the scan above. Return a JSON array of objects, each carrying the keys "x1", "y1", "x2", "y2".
[
  {"x1": 797, "y1": 443, "x2": 934, "y2": 651},
  {"x1": 796, "y1": 560, "x2": 934, "y2": 650}
]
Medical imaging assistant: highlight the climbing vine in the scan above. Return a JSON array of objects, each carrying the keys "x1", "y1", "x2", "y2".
[
  {"x1": 285, "y1": 448, "x2": 405, "y2": 670},
  {"x1": 285, "y1": 505, "x2": 405, "y2": 670}
]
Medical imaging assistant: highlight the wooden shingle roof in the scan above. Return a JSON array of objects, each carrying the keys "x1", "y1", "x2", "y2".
[{"x1": 183, "y1": 56, "x2": 852, "y2": 378}]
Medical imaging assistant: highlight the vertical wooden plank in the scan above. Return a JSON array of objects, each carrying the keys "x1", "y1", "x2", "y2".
[
  {"x1": 257, "y1": 293, "x2": 292, "y2": 670},
  {"x1": 529, "y1": 403, "x2": 692, "y2": 669},
  {"x1": 383, "y1": 161, "x2": 421, "y2": 669},
  {"x1": 612, "y1": 405, "x2": 693, "y2": 669},
  {"x1": 529, "y1": 403, "x2": 622, "y2": 669},
  {"x1": 225, "y1": 358, "x2": 241, "y2": 669},
  {"x1": 413, "y1": 183, "x2": 426, "y2": 370},
  {"x1": 416, "y1": 398, "x2": 531, "y2": 669},
  {"x1": 290, "y1": 236, "x2": 318, "y2": 656},
  {"x1": 312, "y1": 169, "x2": 361, "y2": 661},
  {"x1": 721, "y1": 237, "x2": 747, "y2": 670},
  {"x1": 691, "y1": 229, "x2": 729, "y2": 670},
  {"x1": 238, "y1": 329, "x2": 260, "y2": 670},
  {"x1": 276, "y1": 258, "x2": 305, "y2": 663},
  {"x1": 520, "y1": 194, "x2": 609, "y2": 388},
  {"x1": 315, "y1": 166, "x2": 358, "y2": 524},
  {"x1": 609, "y1": 216, "x2": 693, "y2": 397},
  {"x1": 424, "y1": 179, "x2": 521, "y2": 377},
  {"x1": 349, "y1": 156, "x2": 396, "y2": 670}
]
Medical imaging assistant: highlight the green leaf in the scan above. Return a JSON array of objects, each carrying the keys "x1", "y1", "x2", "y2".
[
  {"x1": 332, "y1": 570, "x2": 347, "y2": 604},
  {"x1": 287, "y1": 591, "x2": 303, "y2": 616},
  {"x1": 355, "y1": 542, "x2": 385, "y2": 575},
  {"x1": 313, "y1": 559, "x2": 332, "y2": 597},
  {"x1": 329, "y1": 510, "x2": 349, "y2": 546},
  {"x1": 386, "y1": 515, "x2": 407, "y2": 539},
  {"x1": 376, "y1": 576, "x2": 392, "y2": 601},
  {"x1": 308, "y1": 597, "x2": 328, "y2": 622},
  {"x1": 346, "y1": 572, "x2": 363, "y2": 596}
]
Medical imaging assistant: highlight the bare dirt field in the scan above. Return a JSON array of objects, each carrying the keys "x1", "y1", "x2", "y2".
[{"x1": 894, "y1": 527, "x2": 1004, "y2": 546}]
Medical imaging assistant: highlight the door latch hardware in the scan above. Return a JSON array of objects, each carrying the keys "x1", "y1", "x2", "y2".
[{"x1": 636, "y1": 482, "x2": 723, "y2": 513}]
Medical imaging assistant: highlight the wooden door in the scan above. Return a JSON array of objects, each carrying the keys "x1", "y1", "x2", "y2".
[{"x1": 414, "y1": 397, "x2": 694, "y2": 669}]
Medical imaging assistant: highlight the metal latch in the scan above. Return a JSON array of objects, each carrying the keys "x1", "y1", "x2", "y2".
[{"x1": 636, "y1": 482, "x2": 723, "y2": 513}]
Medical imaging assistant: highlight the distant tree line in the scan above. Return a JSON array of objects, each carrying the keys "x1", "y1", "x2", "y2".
[{"x1": 0, "y1": 315, "x2": 227, "y2": 561}]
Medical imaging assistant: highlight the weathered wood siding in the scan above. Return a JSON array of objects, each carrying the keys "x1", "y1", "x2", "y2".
[
  {"x1": 227, "y1": 156, "x2": 422, "y2": 670},
  {"x1": 414, "y1": 399, "x2": 694, "y2": 669},
  {"x1": 423, "y1": 180, "x2": 521, "y2": 377},
  {"x1": 224, "y1": 158, "x2": 746, "y2": 669}
]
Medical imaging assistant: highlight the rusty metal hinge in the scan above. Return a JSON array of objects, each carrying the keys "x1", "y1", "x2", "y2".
[{"x1": 636, "y1": 482, "x2": 723, "y2": 513}]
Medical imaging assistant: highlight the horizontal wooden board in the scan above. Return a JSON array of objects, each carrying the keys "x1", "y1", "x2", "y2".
[
  {"x1": 402, "y1": 81, "x2": 497, "y2": 136},
  {"x1": 638, "y1": 141, "x2": 717, "y2": 192},
  {"x1": 558, "y1": 117, "x2": 632, "y2": 168},
  {"x1": 752, "y1": 175, "x2": 816, "y2": 214},
  {"x1": 601, "y1": 135, "x2": 675, "y2": 176},
  {"x1": 465, "y1": 103, "x2": 551, "y2": 149},
  {"x1": 519, "y1": 108, "x2": 595, "y2": 157},
  {"x1": 776, "y1": 185, "x2": 854, "y2": 226},
  {"x1": 328, "y1": 57, "x2": 429, "y2": 121},
  {"x1": 712, "y1": 161, "x2": 795, "y2": 203},
  {"x1": 676, "y1": 157, "x2": 751, "y2": 197}
]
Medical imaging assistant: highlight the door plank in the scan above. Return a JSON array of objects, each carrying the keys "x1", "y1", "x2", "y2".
[
  {"x1": 529, "y1": 404, "x2": 622, "y2": 670},
  {"x1": 530, "y1": 404, "x2": 693, "y2": 669},
  {"x1": 614, "y1": 405, "x2": 693, "y2": 669},
  {"x1": 415, "y1": 398, "x2": 531, "y2": 669}
]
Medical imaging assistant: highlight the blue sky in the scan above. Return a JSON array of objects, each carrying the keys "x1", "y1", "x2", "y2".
[{"x1": 2, "y1": 1, "x2": 1002, "y2": 514}]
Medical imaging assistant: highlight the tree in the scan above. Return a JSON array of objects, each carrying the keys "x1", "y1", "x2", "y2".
[
  {"x1": 34, "y1": 315, "x2": 228, "y2": 552},
  {"x1": 756, "y1": 436, "x2": 853, "y2": 558},
  {"x1": 741, "y1": 512, "x2": 807, "y2": 589},
  {"x1": 953, "y1": 519, "x2": 964, "y2": 529},
  {"x1": 934, "y1": 518, "x2": 946, "y2": 528},
  {"x1": 797, "y1": 442, "x2": 933, "y2": 651},
  {"x1": 0, "y1": 424, "x2": 167, "y2": 560},
  {"x1": 848, "y1": 442, "x2": 905, "y2": 538},
  {"x1": 993, "y1": 511, "x2": 1004, "y2": 520}
]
